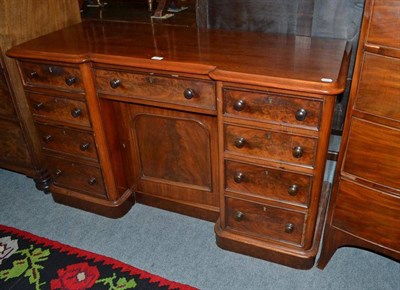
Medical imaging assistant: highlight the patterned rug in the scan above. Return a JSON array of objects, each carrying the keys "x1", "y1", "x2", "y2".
[{"x1": 0, "y1": 224, "x2": 196, "y2": 290}]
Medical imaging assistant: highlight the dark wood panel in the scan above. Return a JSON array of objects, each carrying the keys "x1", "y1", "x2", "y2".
[
  {"x1": 332, "y1": 179, "x2": 400, "y2": 252},
  {"x1": 223, "y1": 88, "x2": 322, "y2": 129},
  {"x1": 225, "y1": 160, "x2": 312, "y2": 206},
  {"x1": 355, "y1": 53, "x2": 400, "y2": 122},
  {"x1": 225, "y1": 197, "x2": 305, "y2": 245},
  {"x1": 35, "y1": 123, "x2": 98, "y2": 161},
  {"x1": 46, "y1": 154, "x2": 106, "y2": 198},
  {"x1": 20, "y1": 62, "x2": 84, "y2": 92},
  {"x1": 0, "y1": 68, "x2": 16, "y2": 118},
  {"x1": 342, "y1": 118, "x2": 400, "y2": 190},
  {"x1": 224, "y1": 125, "x2": 317, "y2": 167},
  {"x1": 122, "y1": 103, "x2": 219, "y2": 209},
  {"x1": 0, "y1": 119, "x2": 32, "y2": 168},
  {"x1": 367, "y1": 0, "x2": 400, "y2": 49},
  {"x1": 28, "y1": 93, "x2": 91, "y2": 128},
  {"x1": 95, "y1": 68, "x2": 216, "y2": 111}
]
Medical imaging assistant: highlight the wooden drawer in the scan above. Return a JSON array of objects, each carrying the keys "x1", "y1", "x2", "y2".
[
  {"x1": 95, "y1": 69, "x2": 216, "y2": 111},
  {"x1": 225, "y1": 160, "x2": 311, "y2": 206},
  {"x1": 225, "y1": 125, "x2": 317, "y2": 166},
  {"x1": 367, "y1": 0, "x2": 400, "y2": 49},
  {"x1": 28, "y1": 93, "x2": 91, "y2": 128},
  {"x1": 20, "y1": 62, "x2": 84, "y2": 92},
  {"x1": 36, "y1": 123, "x2": 98, "y2": 161},
  {"x1": 225, "y1": 197, "x2": 305, "y2": 245},
  {"x1": 332, "y1": 179, "x2": 400, "y2": 252},
  {"x1": 355, "y1": 53, "x2": 400, "y2": 121},
  {"x1": 223, "y1": 88, "x2": 322, "y2": 128},
  {"x1": 343, "y1": 118, "x2": 400, "y2": 190},
  {"x1": 46, "y1": 155, "x2": 106, "y2": 198}
]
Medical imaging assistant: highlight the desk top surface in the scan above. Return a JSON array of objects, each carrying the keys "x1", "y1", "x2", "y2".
[{"x1": 8, "y1": 21, "x2": 350, "y2": 94}]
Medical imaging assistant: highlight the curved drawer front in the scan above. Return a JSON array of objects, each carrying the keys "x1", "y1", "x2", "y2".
[
  {"x1": 223, "y1": 88, "x2": 322, "y2": 129},
  {"x1": 333, "y1": 179, "x2": 400, "y2": 252},
  {"x1": 28, "y1": 93, "x2": 91, "y2": 128},
  {"x1": 20, "y1": 62, "x2": 84, "y2": 92},
  {"x1": 95, "y1": 69, "x2": 216, "y2": 111},
  {"x1": 46, "y1": 155, "x2": 106, "y2": 198},
  {"x1": 36, "y1": 123, "x2": 98, "y2": 161},
  {"x1": 225, "y1": 160, "x2": 311, "y2": 206},
  {"x1": 224, "y1": 125, "x2": 317, "y2": 166},
  {"x1": 343, "y1": 118, "x2": 400, "y2": 190},
  {"x1": 225, "y1": 197, "x2": 305, "y2": 245},
  {"x1": 355, "y1": 53, "x2": 400, "y2": 121}
]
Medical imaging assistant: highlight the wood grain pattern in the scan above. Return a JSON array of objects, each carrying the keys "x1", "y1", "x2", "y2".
[
  {"x1": 332, "y1": 179, "x2": 400, "y2": 252},
  {"x1": 367, "y1": 0, "x2": 400, "y2": 49},
  {"x1": 225, "y1": 197, "x2": 305, "y2": 245},
  {"x1": 225, "y1": 160, "x2": 312, "y2": 207},
  {"x1": 0, "y1": 66, "x2": 16, "y2": 118},
  {"x1": 20, "y1": 62, "x2": 84, "y2": 92},
  {"x1": 224, "y1": 125, "x2": 317, "y2": 167},
  {"x1": 343, "y1": 117, "x2": 400, "y2": 190},
  {"x1": 95, "y1": 68, "x2": 216, "y2": 111},
  {"x1": 35, "y1": 123, "x2": 98, "y2": 161},
  {"x1": 355, "y1": 53, "x2": 400, "y2": 121},
  {"x1": 7, "y1": 21, "x2": 348, "y2": 95},
  {"x1": 46, "y1": 154, "x2": 106, "y2": 198},
  {"x1": 223, "y1": 88, "x2": 322, "y2": 129},
  {"x1": 28, "y1": 93, "x2": 91, "y2": 128}
]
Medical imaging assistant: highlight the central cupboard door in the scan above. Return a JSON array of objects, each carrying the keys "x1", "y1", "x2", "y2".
[{"x1": 125, "y1": 103, "x2": 219, "y2": 211}]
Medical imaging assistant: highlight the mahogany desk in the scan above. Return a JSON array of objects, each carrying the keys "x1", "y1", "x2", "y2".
[{"x1": 7, "y1": 21, "x2": 350, "y2": 268}]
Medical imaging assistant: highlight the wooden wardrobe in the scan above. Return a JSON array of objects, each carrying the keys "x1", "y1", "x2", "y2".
[{"x1": 318, "y1": 0, "x2": 400, "y2": 267}]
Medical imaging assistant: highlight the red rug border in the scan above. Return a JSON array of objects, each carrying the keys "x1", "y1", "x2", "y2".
[{"x1": 0, "y1": 224, "x2": 197, "y2": 290}]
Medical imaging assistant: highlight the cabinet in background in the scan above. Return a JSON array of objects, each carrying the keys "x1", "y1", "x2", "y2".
[{"x1": 318, "y1": 0, "x2": 400, "y2": 268}]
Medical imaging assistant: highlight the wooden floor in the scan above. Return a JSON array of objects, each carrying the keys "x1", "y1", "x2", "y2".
[{"x1": 81, "y1": 0, "x2": 197, "y2": 27}]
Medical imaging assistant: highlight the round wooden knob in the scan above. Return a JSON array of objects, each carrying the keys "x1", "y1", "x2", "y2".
[
  {"x1": 88, "y1": 177, "x2": 97, "y2": 185},
  {"x1": 288, "y1": 184, "x2": 299, "y2": 196},
  {"x1": 285, "y1": 223, "x2": 294, "y2": 233},
  {"x1": 183, "y1": 88, "x2": 196, "y2": 99},
  {"x1": 295, "y1": 108, "x2": 307, "y2": 121},
  {"x1": 71, "y1": 108, "x2": 82, "y2": 118},
  {"x1": 28, "y1": 71, "x2": 38, "y2": 79},
  {"x1": 234, "y1": 172, "x2": 244, "y2": 183},
  {"x1": 34, "y1": 102, "x2": 44, "y2": 110},
  {"x1": 65, "y1": 76, "x2": 77, "y2": 86},
  {"x1": 292, "y1": 146, "x2": 303, "y2": 158},
  {"x1": 110, "y1": 78, "x2": 121, "y2": 89},
  {"x1": 80, "y1": 142, "x2": 90, "y2": 151},
  {"x1": 234, "y1": 211, "x2": 244, "y2": 222},
  {"x1": 233, "y1": 99, "x2": 246, "y2": 111},
  {"x1": 234, "y1": 137, "x2": 246, "y2": 148},
  {"x1": 43, "y1": 135, "x2": 53, "y2": 143}
]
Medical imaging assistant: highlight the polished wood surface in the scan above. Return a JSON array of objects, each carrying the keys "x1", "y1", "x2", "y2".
[
  {"x1": 8, "y1": 21, "x2": 348, "y2": 94},
  {"x1": 223, "y1": 88, "x2": 322, "y2": 129},
  {"x1": 225, "y1": 160, "x2": 312, "y2": 207},
  {"x1": 7, "y1": 19, "x2": 350, "y2": 268},
  {"x1": 318, "y1": 0, "x2": 400, "y2": 269}
]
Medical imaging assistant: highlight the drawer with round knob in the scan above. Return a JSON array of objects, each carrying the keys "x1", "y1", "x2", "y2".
[
  {"x1": 224, "y1": 125, "x2": 317, "y2": 166},
  {"x1": 94, "y1": 69, "x2": 216, "y2": 111},
  {"x1": 20, "y1": 61, "x2": 83, "y2": 92},
  {"x1": 225, "y1": 197, "x2": 305, "y2": 245},
  {"x1": 28, "y1": 92, "x2": 91, "y2": 128},
  {"x1": 46, "y1": 155, "x2": 106, "y2": 198},
  {"x1": 225, "y1": 160, "x2": 312, "y2": 206},
  {"x1": 223, "y1": 88, "x2": 322, "y2": 129},
  {"x1": 36, "y1": 123, "x2": 98, "y2": 161}
]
